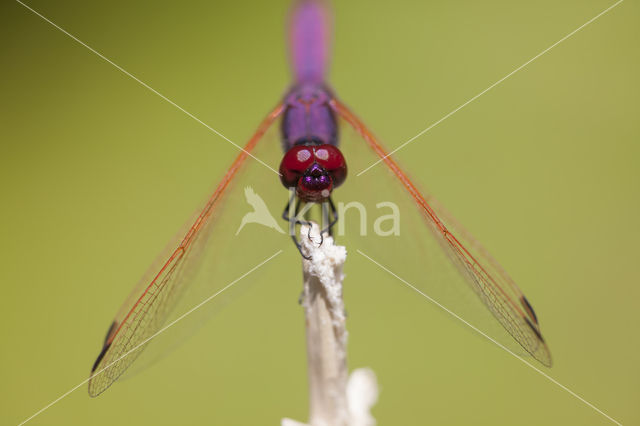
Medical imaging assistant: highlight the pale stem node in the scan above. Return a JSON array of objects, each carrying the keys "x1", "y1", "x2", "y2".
[{"x1": 282, "y1": 223, "x2": 379, "y2": 426}]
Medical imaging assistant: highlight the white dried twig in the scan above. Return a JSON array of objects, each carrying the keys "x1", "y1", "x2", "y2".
[{"x1": 282, "y1": 223, "x2": 378, "y2": 426}]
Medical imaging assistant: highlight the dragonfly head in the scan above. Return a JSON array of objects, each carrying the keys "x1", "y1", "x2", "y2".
[{"x1": 279, "y1": 144, "x2": 347, "y2": 202}]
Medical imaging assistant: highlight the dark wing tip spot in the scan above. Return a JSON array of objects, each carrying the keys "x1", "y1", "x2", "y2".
[
  {"x1": 92, "y1": 321, "x2": 118, "y2": 373},
  {"x1": 524, "y1": 317, "x2": 545, "y2": 343},
  {"x1": 91, "y1": 341, "x2": 112, "y2": 373},
  {"x1": 103, "y1": 321, "x2": 118, "y2": 345},
  {"x1": 520, "y1": 296, "x2": 539, "y2": 324}
]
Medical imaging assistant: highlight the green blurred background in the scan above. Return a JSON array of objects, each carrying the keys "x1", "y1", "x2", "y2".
[{"x1": 1, "y1": 0, "x2": 638, "y2": 424}]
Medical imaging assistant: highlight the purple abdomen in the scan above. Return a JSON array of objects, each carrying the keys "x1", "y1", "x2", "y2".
[
  {"x1": 281, "y1": 84, "x2": 338, "y2": 151},
  {"x1": 283, "y1": 1, "x2": 336, "y2": 151},
  {"x1": 288, "y1": 0, "x2": 331, "y2": 84}
]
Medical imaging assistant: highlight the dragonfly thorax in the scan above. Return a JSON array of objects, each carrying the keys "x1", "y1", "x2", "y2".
[{"x1": 281, "y1": 84, "x2": 338, "y2": 150}]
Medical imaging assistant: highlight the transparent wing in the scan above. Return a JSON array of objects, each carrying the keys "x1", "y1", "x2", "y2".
[
  {"x1": 88, "y1": 104, "x2": 284, "y2": 397},
  {"x1": 331, "y1": 98, "x2": 552, "y2": 367}
]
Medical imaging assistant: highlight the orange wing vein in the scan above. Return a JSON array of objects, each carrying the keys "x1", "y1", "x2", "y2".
[
  {"x1": 331, "y1": 98, "x2": 552, "y2": 367},
  {"x1": 88, "y1": 103, "x2": 284, "y2": 396}
]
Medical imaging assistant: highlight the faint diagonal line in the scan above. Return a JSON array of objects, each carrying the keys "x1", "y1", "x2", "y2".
[
  {"x1": 356, "y1": 0, "x2": 624, "y2": 177},
  {"x1": 17, "y1": 250, "x2": 283, "y2": 426},
  {"x1": 15, "y1": 0, "x2": 280, "y2": 176},
  {"x1": 357, "y1": 249, "x2": 623, "y2": 426}
]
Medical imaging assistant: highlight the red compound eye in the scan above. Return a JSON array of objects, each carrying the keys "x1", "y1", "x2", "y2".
[
  {"x1": 279, "y1": 146, "x2": 315, "y2": 187},
  {"x1": 314, "y1": 145, "x2": 347, "y2": 188},
  {"x1": 279, "y1": 144, "x2": 348, "y2": 201}
]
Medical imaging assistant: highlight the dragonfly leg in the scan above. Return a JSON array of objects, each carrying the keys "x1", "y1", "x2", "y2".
[
  {"x1": 281, "y1": 193, "x2": 314, "y2": 259},
  {"x1": 320, "y1": 196, "x2": 339, "y2": 237},
  {"x1": 281, "y1": 190, "x2": 296, "y2": 223},
  {"x1": 309, "y1": 216, "x2": 324, "y2": 246}
]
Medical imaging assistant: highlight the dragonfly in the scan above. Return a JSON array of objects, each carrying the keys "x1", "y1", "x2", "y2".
[{"x1": 89, "y1": 0, "x2": 551, "y2": 397}]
